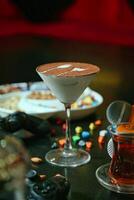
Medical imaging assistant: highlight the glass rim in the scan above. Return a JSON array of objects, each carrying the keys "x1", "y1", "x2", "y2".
[
  {"x1": 36, "y1": 68, "x2": 97, "y2": 79},
  {"x1": 107, "y1": 124, "x2": 134, "y2": 138},
  {"x1": 36, "y1": 62, "x2": 100, "y2": 78}
]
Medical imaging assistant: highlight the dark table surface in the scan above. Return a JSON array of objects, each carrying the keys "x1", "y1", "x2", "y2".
[{"x1": 0, "y1": 36, "x2": 134, "y2": 200}]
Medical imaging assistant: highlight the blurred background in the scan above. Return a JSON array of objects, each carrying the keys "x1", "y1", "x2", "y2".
[
  {"x1": 0, "y1": 2, "x2": 134, "y2": 199},
  {"x1": 0, "y1": 0, "x2": 134, "y2": 103}
]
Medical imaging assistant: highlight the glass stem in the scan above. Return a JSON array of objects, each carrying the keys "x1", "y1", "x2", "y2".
[{"x1": 64, "y1": 104, "x2": 73, "y2": 151}]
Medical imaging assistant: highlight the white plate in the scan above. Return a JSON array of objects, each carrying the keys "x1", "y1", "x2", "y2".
[
  {"x1": 0, "y1": 83, "x2": 103, "y2": 120},
  {"x1": 0, "y1": 91, "x2": 55, "y2": 119}
]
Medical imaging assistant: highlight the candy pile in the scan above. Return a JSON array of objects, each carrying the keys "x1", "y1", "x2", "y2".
[
  {"x1": 71, "y1": 95, "x2": 98, "y2": 109},
  {"x1": 51, "y1": 118, "x2": 109, "y2": 151}
]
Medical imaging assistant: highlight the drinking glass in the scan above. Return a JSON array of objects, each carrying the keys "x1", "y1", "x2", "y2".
[
  {"x1": 36, "y1": 62, "x2": 99, "y2": 167},
  {"x1": 96, "y1": 124, "x2": 134, "y2": 194}
]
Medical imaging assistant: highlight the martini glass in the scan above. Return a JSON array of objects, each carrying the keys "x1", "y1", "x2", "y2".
[{"x1": 36, "y1": 62, "x2": 100, "y2": 167}]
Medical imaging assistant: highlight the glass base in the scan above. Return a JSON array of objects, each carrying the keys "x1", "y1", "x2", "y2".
[
  {"x1": 45, "y1": 148, "x2": 91, "y2": 167},
  {"x1": 96, "y1": 163, "x2": 134, "y2": 194}
]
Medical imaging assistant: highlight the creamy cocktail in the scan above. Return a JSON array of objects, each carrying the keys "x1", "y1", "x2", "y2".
[{"x1": 36, "y1": 62, "x2": 100, "y2": 167}]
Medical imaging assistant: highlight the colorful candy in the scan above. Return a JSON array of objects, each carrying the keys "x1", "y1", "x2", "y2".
[
  {"x1": 86, "y1": 141, "x2": 92, "y2": 149},
  {"x1": 71, "y1": 95, "x2": 97, "y2": 109},
  {"x1": 81, "y1": 131, "x2": 91, "y2": 140},
  {"x1": 75, "y1": 126, "x2": 83, "y2": 135},
  {"x1": 72, "y1": 135, "x2": 80, "y2": 145},
  {"x1": 62, "y1": 123, "x2": 67, "y2": 132},
  {"x1": 82, "y1": 96, "x2": 93, "y2": 105},
  {"x1": 51, "y1": 142, "x2": 58, "y2": 149},
  {"x1": 56, "y1": 118, "x2": 63, "y2": 125},
  {"x1": 95, "y1": 120, "x2": 102, "y2": 126},
  {"x1": 99, "y1": 129, "x2": 108, "y2": 137},
  {"x1": 98, "y1": 130, "x2": 108, "y2": 144},
  {"x1": 58, "y1": 138, "x2": 66, "y2": 147},
  {"x1": 78, "y1": 140, "x2": 86, "y2": 147},
  {"x1": 71, "y1": 102, "x2": 79, "y2": 109},
  {"x1": 98, "y1": 136, "x2": 105, "y2": 144},
  {"x1": 52, "y1": 118, "x2": 104, "y2": 152},
  {"x1": 89, "y1": 122, "x2": 95, "y2": 131}
]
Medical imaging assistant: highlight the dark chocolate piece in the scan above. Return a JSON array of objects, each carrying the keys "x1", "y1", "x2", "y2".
[
  {"x1": 29, "y1": 175, "x2": 70, "y2": 200},
  {"x1": 0, "y1": 112, "x2": 51, "y2": 138}
]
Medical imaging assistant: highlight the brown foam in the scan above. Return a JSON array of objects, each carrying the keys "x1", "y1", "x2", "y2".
[{"x1": 37, "y1": 62, "x2": 100, "y2": 77}]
